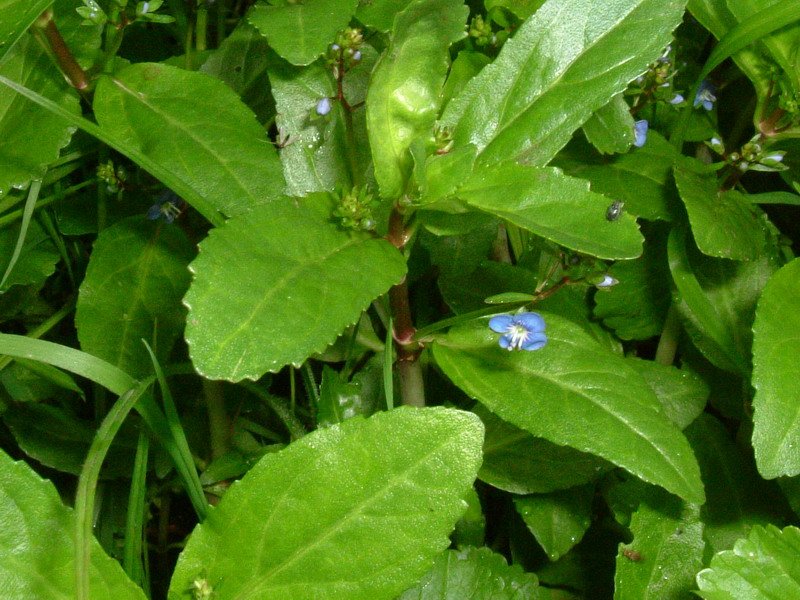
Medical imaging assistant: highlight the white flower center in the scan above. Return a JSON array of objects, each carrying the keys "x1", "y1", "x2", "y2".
[{"x1": 508, "y1": 324, "x2": 530, "y2": 350}]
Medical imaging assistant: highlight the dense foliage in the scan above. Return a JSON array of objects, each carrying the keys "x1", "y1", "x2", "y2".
[{"x1": 1, "y1": 0, "x2": 800, "y2": 598}]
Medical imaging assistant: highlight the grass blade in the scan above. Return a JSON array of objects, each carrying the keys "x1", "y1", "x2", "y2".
[
  {"x1": 0, "y1": 178, "x2": 42, "y2": 290},
  {"x1": 123, "y1": 430, "x2": 149, "y2": 590}
]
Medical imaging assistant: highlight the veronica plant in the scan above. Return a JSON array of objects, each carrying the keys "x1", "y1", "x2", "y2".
[{"x1": 1, "y1": 0, "x2": 800, "y2": 598}]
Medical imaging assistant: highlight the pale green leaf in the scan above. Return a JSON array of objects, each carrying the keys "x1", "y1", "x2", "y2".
[
  {"x1": 248, "y1": 0, "x2": 358, "y2": 65},
  {"x1": 75, "y1": 217, "x2": 193, "y2": 378},
  {"x1": 614, "y1": 487, "x2": 704, "y2": 600},
  {"x1": 752, "y1": 258, "x2": 800, "y2": 478},
  {"x1": 627, "y1": 358, "x2": 708, "y2": 430},
  {"x1": 366, "y1": 0, "x2": 467, "y2": 199},
  {"x1": 696, "y1": 525, "x2": 800, "y2": 600},
  {"x1": 432, "y1": 315, "x2": 705, "y2": 504},
  {"x1": 582, "y1": 94, "x2": 635, "y2": 155},
  {"x1": 398, "y1": 546, "x2": 545, "y2": 599},
  {"x1": 184, "y1": 197, "x2": 406, "y2": 381},
  {"x1": 443, "y1": 0, "x2": 687, "y2": 168},
  {"x1": 0, "y1": 447, "x2": 147, "y2": 600},
  {"x1": 356, "y1": 0, "x2": 415, "y2": 31},
  {"x1": 674, "y1": 163, "x2": 766, "y2": 261},
  {"x1": 457, "y1": 163, "x2": 643, "y2": 259},
  {"x1": 514, "y1": 485, "x2": 594, "y2": 561},
  {"x1": 169, "y1": 407, "x2": 484, "y2": 600},
  {"x1": 93, "y1": 62, "x2": 284, "y2": 218}
]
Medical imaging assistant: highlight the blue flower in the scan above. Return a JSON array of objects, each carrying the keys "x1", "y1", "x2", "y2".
[
  {"x1": 694, "y1": 80, "x2": 716, "y2": 111},
  {"x1": 489, "y1": 312, "x2": 547, "y2": 351},
  {"x1": 634, "y1": 120, "x2": 648, "y2": 147},
  {"x1": 595, "y1": 275, "x2": 619, "y2": 288},
  {"x1": 316, "y1": 97, "x2": 332, "y2": 116},
  {"x1": 147, "y1": 189, "x2": 182, "y2": 223},
  {"x1": 669, "y1": 93, "x2": 684, "y2": 105}
]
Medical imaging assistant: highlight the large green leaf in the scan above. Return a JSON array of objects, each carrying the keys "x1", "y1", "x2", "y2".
[
  {"x1": 169, "y1": 407, "x2": 484, "y2": 600},
  {"x1": 76, "y1": 217, "x2": 193, "y2": 378},
  {"x1": 476, "y1": 405, "x2": 611, "y2": 494},
  {"x1": 442, "y1": 0, "x2": 687, "y2": 168},
  {"x1": 93, "y1": 62, "x2": 284, "y2": 218},
  {"x1": 674, "y1": 163, "x2": 766, "y2": 261},
  {"x1": 248, "y1": 0, "x2": 358, "y2": 66},
  {"x1": 614, "y1": 486, "x2": 704, "y2": 600},
  {"x1": 0, "y1": 447, "x2": 147, "y2": 599},
  {"x1": 0, "y1": 0, "x2": 54, "y2": 63},
  {"x1": 356, "y1": 0, "x2": 415, "y2": 31},
  {"x1": 696, "y1": 525, "x2": 800, "y2": 599},
  {"x1": 627, "y1": 358, "x2": 708, "y2": 430},
  {"x1": 686, "y1": 414, "x2": 788, "y2": 555},
  {"x1": 366, "y1": 0, "x2": 467, "y2": 199},
  {"x1": 457, "y1": 163, "x2": 643, "y2": 259},
  {"x1": 397, "y1": 546, "x2": 545, "y2": 599},
  {"x1": 432, "y1": 315, "x2": 705, "y2": 504},
  {"x1": 752, "y1": 258, "x2": 800, "y2": 478},
  {"x1": 184, "y1": 197, "x2": 406, "y2": 381},
  {"x1": 514, "y1": 485, "x2": 594, "y2": 561},
  {"x1": 582, "y1": 94, "x2": 635, "y2": 156}
]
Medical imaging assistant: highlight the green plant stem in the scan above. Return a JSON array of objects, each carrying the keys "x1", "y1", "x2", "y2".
[
  {"x1": 0, "y1": 180, "x2": 95, "y2": 229},
  {"x1": 203, "y1": 379, "x2": 230, "y2": 460},
  {"x1": 654, "y1": 302, "x2": 681, "y2": 366},
  {"x1": 397, "y1": 358, "x2": 424, "y2": 407},
  {"x1": 123, "y1": 430, "x2": 149, "y2": 588},
  {"x1": 196, "y1": 6, "x2": 208, "y2": 52},
  {"x1": 336, "y1": 58, "x2": 361, "y2": 187},
  {"x1": 31, "y1": 10, "x2": 90, "y2": 99},
  {"x1": 242, "y1": 382, "x2": 307, "y2": 440}
]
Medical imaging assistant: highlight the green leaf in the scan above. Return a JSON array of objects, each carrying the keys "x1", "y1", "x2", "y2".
[
  {"x1": 184, "y1": 197, "x2": 406, "y2": 381},
  {"x1": 451, "y1": 487, "x2": 485, "y2": 548},
  {"x1": 686, "y1": 414, "x2": 787, "y2": 555},
  {"x1": 593, "y1": 225, "x2": 672, "y2": 340},
  {"x1": 397, "y1": 546, "x2": 545, "y2": 599},
  {"x1": 514, "y1": 484, "x2": 594, "y2": 561},
  {"x1": 75, "y1": 217, "x2": 193, "y2": 378},
  {"x1": 0, "y1": 26, "x2": 78, "y2": 197},
  {"x1": 432, "y1": 315, "x2": 705, "y2": 504},
  {"x1": 93, "y1": 62, "x2": 284, "y2": 218},
  {"x1": 476, "y1": 404, "x2": 611, "y2": 494},
  {"x1": 457, "y1": 163, "x2": 643, "y2": 259},
  {"x1": 668, "y1": 228, "x2": 777, "y2": 375},
  {"x1": 317, "y1": 365, "x2": 374, "y2": 426},
  {"x1": 199, "y1": 22, "x2": 276, "y2": 123},
  {"x1": 0, "y1": 447, "x2": 147, "y2": 599},
  {"x1": 752, "y1": 258, "x2": 800, "y2": 478},
  {"x1": 614, "y1": 486, "x2": 704, "y2": 600},
  {"x1": 582, "y1": 94, "x2": 635, "y2": 155},
  {"x1": 554, "y1": 132, "x2": 681, "y2": 222},
  {"x1": 355, "y1": 0, "x2": 415, "y2": 32},
  {"x1": 442, "y1": 0, "x2": 687, "y2": 168},
  {"x1": 248, "y1": 0, "x2": 358, "y2": 65},
  {"x1": 674, "y1": 163, "x2": 766, "y2": 261},
  {"x1": 366, "y1": 0, "x2": 467, "y2": 199},
  {"x1": 627, "y1": 358, "x2": 708, "y2": 430},
  {"x1": 440, "y1": 51, "x2": 491, "y2": 114},
  {"x1": 696, "y1": 525, "x2": 800, "y2": 599},
  {"x1": 0, "y1": 218, "x2": 59, "y2": 291},
  {"x1": 0, "y1": 0, "x2": 54, "y2": 63},
  {"x1": 169, "y1": 407, "x2": 484, "y2": 599}
]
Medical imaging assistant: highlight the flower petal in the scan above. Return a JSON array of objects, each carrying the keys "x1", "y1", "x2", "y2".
[
  {"x1": 634, "y1": 120, "x2": 648, "y2": 148},
  {"x1": 498, "y1": 334, "x2": 513, "y2": 349},
  {"x1": 516, "y1": 312, "x2": 546, "y2": 333},
  {"x1": 489, "y1": 315, "x2": 514, "y2": 333},
  {"x1": 520, "y1": 332, "x2": 547, "y2": 351}
]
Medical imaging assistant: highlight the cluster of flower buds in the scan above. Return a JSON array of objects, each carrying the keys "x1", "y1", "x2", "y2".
[
  {"x1": 563, "y1": 251, "x2": 620, "y2": 290},
  {"x1": 468, "y1": 15, "x2": 507, "y2": 48},
  {"x1": 332, "y1": 186, "x2": 378, "y2": 231},
  {"x1": 325, "y1": 27, "x2": 364, "y2": 77},
  {"x1": 76, "y1": 0, "x2": 173, "y2": 26},
  {"x1": 706, "y1": 134, "x2": 787, "y2": 173},
  {"x1": 96, "y1": 160, "x2": 127, "y2": 194},
  {"x1": 630, "y1": 45, "x2": 684, "y2": 106}
]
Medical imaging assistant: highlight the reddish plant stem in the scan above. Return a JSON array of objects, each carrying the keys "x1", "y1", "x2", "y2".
[{"x1": 33, "y1": 10, "x2": 90, "y2": 99}]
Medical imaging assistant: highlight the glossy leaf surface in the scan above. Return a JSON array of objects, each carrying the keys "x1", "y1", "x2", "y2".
[
  {"x1": 696, "y1": 525, "x2": 800, "y2": 599},
  {"x1": 433, "y1": 315, "x2": 704, "y2": 503},
  {"x1": 169, "y1": 407, "x2": 484, "y2": 599},
  {"x1": 249, "y1": 0, "x2": 358, "y2": 65},
  {"x1": 582, "y1": 94, "x2": 635, "y2": 155},
  {"x1": 94, "y1": 62, "x2": 284, "y2": 218},
  {"x1": 627, "y1": 358, "x2": 708, "y2": 430},
  {"x1": 0, "y1": 447, "x2": 147, "y2": 599},
  {"x1": 397, "y1": 546, "x2": 544, "y2": 599},
  {"x1": 366, "y1": 0, "x2": 467, "y2": 199},
  {"x1": 614, "y1": 487, "x2": 704, "y2": 600},
  {"x1": 442, "y1": 0, "x2": 686, "y2": 167},
  {"x1": 0, "y1": 0, "x2": 54, "y2": 62},
  {"x1": 752, "y1": 258, "x2": 800, "y2": 478},
  {"x1": 76, "y1": 217, "x2": 193, "y2": 377},
  {"x1": 184, "y1": 197, "x2": 406, "y2": 381},
  {"x1": 457, "y1": 163, "x2": 643, "y2": 259}
]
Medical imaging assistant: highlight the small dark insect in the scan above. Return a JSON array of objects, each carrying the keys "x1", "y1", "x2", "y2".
[
  {"x1": 622, "y1": 548, "x2": 643, "y2": 562},
  {"x1": 606, "y1": 200, "x2": 625, "y2": 221}
]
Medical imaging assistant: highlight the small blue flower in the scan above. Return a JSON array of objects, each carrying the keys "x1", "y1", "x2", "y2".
[
  {"x1": 353, "y1": 50, "x2": 362, "y2": 62},
  {"x1": 489, "y1": 312, "x2": 547, "y2": 351},
  {"x1": 596, "y1": 275, "x2": 619, "y2": 288},
  {"x1": 634, "y1": 120, "x2": 648, "y2": 147},
  {"x1": 669, "y1": 93, "x2": 684, "y2": 105},
  {"x1": 316, "y1": 97, "x2": 332, "y2": 116},
  {"x1": 147, "y1": 189, "x2": 182, "y2": 223},
  {"x1": 694, "y1": 80, "x2": 716, "y2": 111}
]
